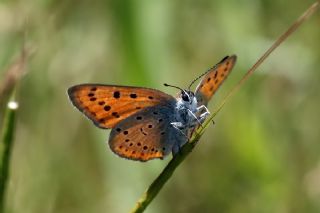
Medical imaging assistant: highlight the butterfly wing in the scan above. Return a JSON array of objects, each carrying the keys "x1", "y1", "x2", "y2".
[
  {"x1": 195, "y1": 55, "x2": 237, "y2": 106},
  {"x1": 68, "y1": 84, "x2": 176, "y2": 129},
  {"x1": 108, "y1": 105, "x2": 181, "y2": 161}
]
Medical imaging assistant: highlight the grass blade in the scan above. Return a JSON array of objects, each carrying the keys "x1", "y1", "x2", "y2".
[{"x1": 0, "y1": 103, "x2": 18, "y2": 211}]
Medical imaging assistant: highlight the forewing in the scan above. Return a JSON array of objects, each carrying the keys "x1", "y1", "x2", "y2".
[
  {"x1": 68, "y1": 84, "x2": 176, "y2": 129},
  {"x1": 195, "y1": 55, "x2": 237, "y2": 106},
  {"x1": 108, "y1": 106, "x2": 175, "y2": 161}
]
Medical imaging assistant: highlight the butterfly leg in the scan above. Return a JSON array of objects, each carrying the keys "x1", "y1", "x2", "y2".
[
  {"x1": 170, "y1": 122, "x2": 188, "y2": 138},
  {"x1": 188, "y1": 106, "x2": 211, "y2": 129},
  {"x1": 197, "y1": 105, "x2": 211, "y2": 123},
  {"x1": 187, "y1": 109, "x2": 204, "y2": 128},
  {"x1": 197, "y1": 105, "x2": 210, "y2": 116}
]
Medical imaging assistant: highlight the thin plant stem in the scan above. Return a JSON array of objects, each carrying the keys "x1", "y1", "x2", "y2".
[
  {"x1": 130, "y1": 131, "x2": 202, "y2": 213},
  {"x1": 130, "y1": 2, "x2": 319, "y2": 213},
  {"x1": 0, "y1": 35, "x2": 30, "y2": 213},
  {"x1": 0, "y1": 104, "x2": 18, "y2": 212}
]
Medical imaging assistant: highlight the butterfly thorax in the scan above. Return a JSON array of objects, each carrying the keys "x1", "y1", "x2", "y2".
[{"x1": 173, "y1": 90, "x2": 199, "y2": 129}]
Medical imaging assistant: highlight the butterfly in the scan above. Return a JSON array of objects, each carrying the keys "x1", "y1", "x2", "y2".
[{"x1": 67, "y1": 55, "x2": 236, "y2": 161}]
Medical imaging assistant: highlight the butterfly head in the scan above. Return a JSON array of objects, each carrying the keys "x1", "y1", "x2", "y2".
[
  {"x1": 164, "y1": 83, "x2": 198, "y2": 108},
  {"x1": 176, "y1": 90, "x2": 197, "y2": 112},
  {"x1": 180, "y1": 90, "x2": 196, "y2": 103}
]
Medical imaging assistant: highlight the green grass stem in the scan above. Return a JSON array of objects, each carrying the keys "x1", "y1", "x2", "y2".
[{"x1": 0, "y1": 105, "x2": 17, "y2": 212}]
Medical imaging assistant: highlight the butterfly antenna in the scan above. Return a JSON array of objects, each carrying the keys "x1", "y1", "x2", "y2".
[
  {"x1": 187, "y1": 56, "x2": 230, "y2": 90},
  {"x1": 163, "y1": 83, "x2": 184, "y2": 92},
  {"x1": 187, "y1": 71, "x2": 210, "y2": 90}
]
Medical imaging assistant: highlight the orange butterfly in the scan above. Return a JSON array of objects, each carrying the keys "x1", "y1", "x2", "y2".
[{"x1": 68, "y1": 55, "x2": 236, "y2": 161}]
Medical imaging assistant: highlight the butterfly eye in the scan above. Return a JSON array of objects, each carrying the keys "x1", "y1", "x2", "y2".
[{"x1": 181, "y1": 93, "x2": 190, "y2": 102}]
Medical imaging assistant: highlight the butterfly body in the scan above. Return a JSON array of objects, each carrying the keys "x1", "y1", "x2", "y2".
[
  {"x1": 68, "y1": 55, "x2": 236, "y2": 161},
  {"x1": 169, "y1": 90, "x2": 206, "y2": 153},
  {"x1": 175, "y1": 91, "x2": 198, "y2": 124}
]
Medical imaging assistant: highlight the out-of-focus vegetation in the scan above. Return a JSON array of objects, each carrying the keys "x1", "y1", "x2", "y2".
[{"x1": 0, "y1": 1, "x2": 319, "y2": 212}]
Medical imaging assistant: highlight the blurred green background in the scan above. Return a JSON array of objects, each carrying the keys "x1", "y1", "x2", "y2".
[{"x1": 1, "y1": 0, "x2": 320, "y2": 212}]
